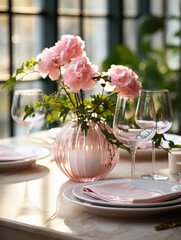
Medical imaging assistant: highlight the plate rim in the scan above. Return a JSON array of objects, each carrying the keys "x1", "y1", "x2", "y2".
[
  {"x1": 72, "y1": 179, "x2": 181, "y2": 208},
  {"x1": 63, "y1": 184, "x2": 181, "y2": 216},
  {"x1": 0, "y1": 144, "x2": 50, "y2": 169}
]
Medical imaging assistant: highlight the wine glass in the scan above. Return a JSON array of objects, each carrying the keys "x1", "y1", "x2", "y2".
[
  {"x1": 141, "y1": 89, "x2": 173, "y2": 180},
  {"x1": 113, "y1": 93, "x2": 157, "y2": 179},
  {"x1": 11, "y1": 89, "x2": 45, "y2": 137}
]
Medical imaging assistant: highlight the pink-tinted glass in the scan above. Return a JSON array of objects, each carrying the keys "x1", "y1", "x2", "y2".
[{"x1": 54, "y1": 121, "x2": 119, "y2": 182}]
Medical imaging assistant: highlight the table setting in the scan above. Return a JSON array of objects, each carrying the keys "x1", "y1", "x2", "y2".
[
  {"x1": 63, "y1": 179, "x2": 181, "y2": 217},
  {"x1": 0, "y1": 88, "x2": 50, "y2": 172},
  {"x1": 1, "y1": 34, "x2": 181, "y2": 239},
  {"x1": 0, "y1": 144, "x2": 50, "y2": 171}
]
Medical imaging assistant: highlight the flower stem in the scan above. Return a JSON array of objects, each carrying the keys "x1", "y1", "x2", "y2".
[
  {"x1": 56, "y1": 80, "x2": 76, "y2": 108},
  {"x1": 80, "y1": 89, "x2": 84, "y2": 105},
  {"x1": 91, "y1": 87, "x2": 105, "y2": 115},
  {"x1": 107, "y1": 90, "x2": 116, "y2": 97},
  {"x1": 74, "y1": 93, "x2": 80, "y2": 107},
  {"x1": 77, "y1": 92, "x2": 81, "y2": 103},
  {"x1": 101, "y1": 87, "x2": 104, "y2": 97}
]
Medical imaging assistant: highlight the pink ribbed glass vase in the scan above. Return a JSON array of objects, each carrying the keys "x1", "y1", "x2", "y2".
[{"x1": 54, "y1": 121, "x2": 119, "y2": 182}]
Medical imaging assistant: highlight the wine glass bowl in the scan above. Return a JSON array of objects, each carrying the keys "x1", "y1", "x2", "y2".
[
  {"x1": 113, "y1": 93, "x2": 157, "y2": 179},
  {"x1": 152, "y1": 89, "x2": 173, "y2": 134},
  {"x1": 11, "y1": 89, "x2": 45, "y2": 136},
  {"x1": 141, "y1": 89, "x2": 173, "y2": 180}
]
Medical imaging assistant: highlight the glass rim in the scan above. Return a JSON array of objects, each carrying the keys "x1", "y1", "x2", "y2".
[
  {"x1": 141, "y1": 89, "x2": 169, "y2": 93},
  {"x1": 118, "y1": 92, "x2": 140, "y2": 97},
  {"x1": 118, "y1": 92, "x2": 152, "y2": 97}
]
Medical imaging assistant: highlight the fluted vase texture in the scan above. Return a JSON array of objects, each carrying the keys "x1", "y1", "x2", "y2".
[{"x1": 54, "y1": 121, "x2": 119, "y2": 182}]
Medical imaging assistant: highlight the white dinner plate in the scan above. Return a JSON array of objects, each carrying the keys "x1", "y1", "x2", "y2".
[
  {"x1": 63, "y1": 184, "x2": 181, "y2": 217},
  {"x1": 72, "y1": 179, "x2": 181, "y2": 208},
  {"x1": 0, "y1": 145, "x2": 50, "y2": 171},
  {"x1": 120, "y1": 133, "x2": 181, "y2": 160}
]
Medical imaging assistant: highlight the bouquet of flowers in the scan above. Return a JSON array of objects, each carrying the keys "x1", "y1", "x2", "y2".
[
  {"x1": 3, "y1": 35, "x2": 178, "y2": 150},
  {"x1": 4, "y1": 35, "x2": 141, "y2": 135}
]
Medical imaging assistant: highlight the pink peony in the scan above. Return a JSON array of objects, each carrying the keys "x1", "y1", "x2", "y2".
[
  {"x1": 53, "y1": 35, "x2": 86, "y2": 66},
  {"x1": 34, "y1": 46, "x2": 61, "y2": 81},
  {"x1": 108, "y1": 65, "x2": 142, "y2": 94},
  {"x1": 63, "y1": 57, "x2": 99, "y2": 93}
]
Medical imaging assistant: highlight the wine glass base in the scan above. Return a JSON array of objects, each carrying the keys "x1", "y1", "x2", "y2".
[{"x1": 141, "y1": 173, "x2": 169, "y2": 181}]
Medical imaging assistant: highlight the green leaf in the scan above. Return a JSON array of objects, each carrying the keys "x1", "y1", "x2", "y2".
[
  {"x1": 108, "y1": 92, "x2": 117, "y2": 103},
  {"x1": 162, "y1": 134, "x2": 181, "y2": 149},
  {"x1": 46, "y1": 113, "x2": 53, "y2": 122},
  {"x1": 153, "y1": 133, "x2": 163, "y2": 149},
  {"x1": 169, "y1": 16, "x2": 181, "y2": 21},
  {"x1": 138, "y1": 15, "x2": 164, "y2": 35},
  {"x1": 2, "y1": 76, "x2": 18, "y2": 92},
  {"x1": 101, "y1": 129, "x2": 130, "y2": 152},
  {"x1": 153, "y1": 133, "x2": 181, "y2": 151},
  {"x1": 3, "y1": 58, "x2": 38, "y2": 92},
  {"x1": 23, "y1": 105, "x2": 35, "y2": 120},
  {"x1": 16, "y1": 63, "x2": 25, "y2": 75},
  {"x1": 24, "y1": 58, "x2": 37, "y2": 69},
  {"x1": 166, "y1": 44, "x2": 181, "y2": 52},
  {"x1": 46, "y1": 110, "x2": 61, "y2": 123},
  {"x1": 80, "y1": 121, "x2": 89, "y2": 136},
  {"x1": 175, "y1": 30, "x2": 181, "y2": 37}
]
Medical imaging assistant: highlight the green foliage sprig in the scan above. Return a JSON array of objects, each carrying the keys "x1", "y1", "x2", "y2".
[
  {"x1": 3, "y1": 58, "x2": 37, "y2": 92},
  {"x1": 153, "y1": 133, "x2": 181, "y2": 152}
]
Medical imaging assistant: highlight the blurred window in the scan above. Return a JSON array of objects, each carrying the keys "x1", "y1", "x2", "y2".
[
  {"x1": 57, "y1": 0, "x2": 108, "y2": 68},
  {"x1": 0, "y1": 0, "x2": 45, "y2": 138},
  {"x1": 0, "y1": 0, "x2": 180, "y2": 137}
]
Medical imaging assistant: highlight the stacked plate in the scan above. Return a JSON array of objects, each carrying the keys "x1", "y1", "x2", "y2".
[
  {"x1": 63, "y1": 179, "x2": 181, "y2": 216},
  {"x1": 0, "y1": 144, "x2": 50, "y2": 171}
]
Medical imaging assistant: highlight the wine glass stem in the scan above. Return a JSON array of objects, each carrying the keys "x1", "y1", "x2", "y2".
[
  {"x1": 130, "y1": 147, "x2": 136, "y2": 179},
  {"x1": 152, "y1": 140, "x2": 156, "y2": 174},
  {"x1": 26, "y1": 127, "x2": 30, "y2": 138}
]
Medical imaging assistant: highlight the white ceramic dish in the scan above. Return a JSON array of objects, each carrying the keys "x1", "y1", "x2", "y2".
[
  {"x1": 120, "y1": 133, "x2": 181, "y2": 160},
  {"x1": 0, "y1": 145, "x2": 50, "y2": 171},
  {"x1": 72, "y1": 179, "x2": 181, "y2": 208},
  {"x1": 63, "y1": 183, "x2": 181, "y2": 216}
]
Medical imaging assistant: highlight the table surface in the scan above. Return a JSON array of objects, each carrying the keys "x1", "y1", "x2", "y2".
[{"x1": 0, "y1": 131, "x2": 180, "y2": 240}]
